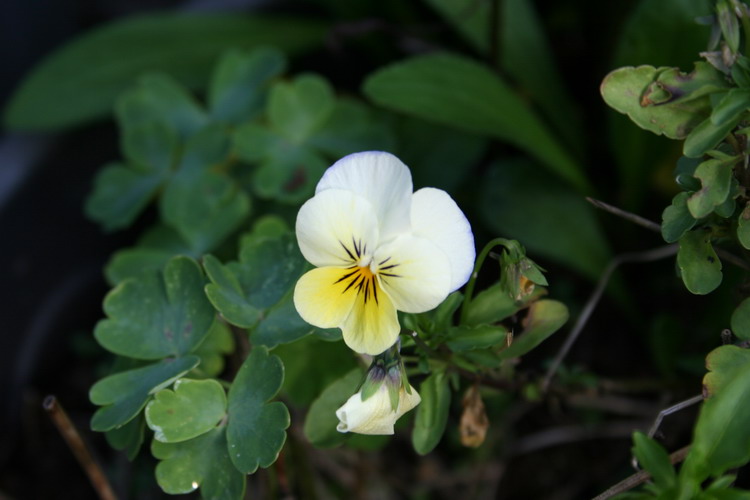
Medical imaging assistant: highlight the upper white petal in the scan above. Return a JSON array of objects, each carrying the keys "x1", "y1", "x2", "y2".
[
  {"x1": 316, "y1": 151, "x2": 413, "y2": 243},
  {"x1": 410, "y1": 188, "x2": 475, "y2": 291},
  {"x1": 372, "y1": 233, "x2": 452, "y2": 313},
  {"x1": 296, "y1": 189, "x2": 379, "y2": 268}
]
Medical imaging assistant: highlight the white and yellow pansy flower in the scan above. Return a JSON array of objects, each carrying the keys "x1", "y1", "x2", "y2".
[
  {"x1": 293, "y1": 151, "x2": 475, "y2": 355},
  {"x1": 336, "y1": 382, "x2": 421, "y2": 435}
]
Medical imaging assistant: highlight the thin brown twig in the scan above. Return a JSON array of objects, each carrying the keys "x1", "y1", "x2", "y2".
[
  {"x1": 592, "y1": 445, "x2": 691, "y2": 500},
  {"x1": 541, "y1": 245, "x2": 679, "y2": 393},
  {"x1": 42, "y1": 395, "x2": 118, "y2": 500}
]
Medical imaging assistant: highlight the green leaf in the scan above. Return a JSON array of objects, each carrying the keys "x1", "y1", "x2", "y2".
[
  {"x1": 4, "y1": 14, "x2": 327, "y2": 131},
  {"x1": 412, "y1": 371, "x2": 451, "y2": 455},
  {"x1": 84, "y1": 162, "x2": 167, "y2": 231},
  {"x1": 105, "y1": 413, "x2": 146, "y2": 461},
  {"x1": 308, "y1": 98, "x2": 396, "y2": 157},
  {"x1": 681, "y1": 347, "x2": 750, "y2": 485},
  {"x1": 253, "y1": 147, "x2": 328, "y2": 204},
  {"x1": 90, "y1": 356, "x2": 199, "y2": 431},
  {"x1": 737, "y1": 204, "x2": 750, "y2": 249},
  {"x1": 464, "y1": 283, "x2": 545, "y2": 327},
  {"x1": 208, "y1": 47, "x2": 287, "y2": 124},
  {"x1": 161, "y1": 170, "x2": 250, "y2": 253},
  {"x1": 730, "y1": 298, "x2": 750, "y2": 341},
  {"x1": 251, "y1": 292, "x2": 317, "y2": 348},
  {"x1": 684, "y1": 114, "x2": 744, "y2": 158},
  {"x1": 687, "y1": 156, "x2": 740, "y2": 218},
  {"x1": 446, "y1": 325, "x2": 508, "y2": 352},
  {"x1": 632, "y1": 431, "x2": 676, "y2": 491},
  {"x1": 304, "y1": 368, "x2": 363, "y2": 448},
  {"x1": 601, "y1": 62, "x2": 727, "y2": 140},
  {"x1": 711, "y1": 89, "x2": 750, "y2": 125},
  {"x1": 104, "y1": 225, "x2": 195, "y2": 285},
  {"x1": 204, "y1": 232, "x2": 307, "y2": 329},
  {"x1": 94, "y1": 256, "x2": 215, "y2": 360},
  {"x1": 122, "y1": 121, "x2": 179, "y2": 172},
  {"x1": 177, "y1": 123, "x2": 231, "y2": 174},
  {"x1": 480, "y1": 160, "x2": 610, "y2": 280},
  {"x1": 677, "y1": 230, "x2": 722, "y2": 295},
  {"x1": 226, "y1": 346, "x2": 289, "y2": 474},
  {"x1": 146, "y1": 379, "x2": 227, "y2": 443},
  {"x1": 269, "y1": 74, "x2": 335, "y2": 144},
  {"x1": 497, "y1": 300, "x2": 569, "y2": 361},
  {"x1": 116, "y1": 74, "x2": 208, "y2": 138},
  {"x1": 191, "y1": 320, "x2": 235, "y2": 379},
  {"x1": 363, "y1": 52, "x2": 589, "y2": 192},
  {"x1": 703, "y1": 345, "x2": 750, "y2": 399},
  {"x1": 152, "y1": 426, "x2": 245, "y2": 499},
  {"x1": 662, "y1": 192, "x2": 697, "y2": 243}
]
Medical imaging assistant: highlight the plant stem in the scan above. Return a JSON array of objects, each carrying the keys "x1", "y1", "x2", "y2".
[
  {"x1": 460, "y1": 237, "x2": 512, "y2": 324},
  {"x1": 43, "y1": 395, "x2": 118, "y2": 500}
]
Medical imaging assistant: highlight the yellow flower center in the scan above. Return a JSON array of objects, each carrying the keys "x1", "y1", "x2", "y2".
[{"x1": 335, "y1": 265, "x2": 380, "y2": 305}]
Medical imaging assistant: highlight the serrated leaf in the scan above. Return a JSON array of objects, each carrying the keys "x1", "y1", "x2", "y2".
[
  {"x1": 304, "y1": 368, "x2": 363, "y2": 448},
  {"x1": 731, "y1": 299, "x2": 750, "y2": 341},
  {"x1": 632, "y1": 431, "x2": 676, "y2": 491},
  {"x1": 90, "y1": 356, "x2": 199, "y2": 431},
  {"x1": 686, "y1": 155, "x2": 739, "y2": 218},
  {"x1": 94, "y1": 256, "x2": 215, "y2": 360},
  {"x1": 204, "y1": 231, "x2": 307, "y2": 329},
  {"x1": 681, "y1": 347, "x2": 750, "y2": 485},
  {"x1": 677, "y1": 230, "x2": 722, "y2": 295},
  {"x1": 601, "y1": 62, "x2": 727, "y2": 140},
  {"x1": 412, "y1": 371, "x2": 451, "y2": 455},
  {"x1": 84, "y1": 162, "x2": 167, "y2": 231},
  {"x1": 446, "y1": 325, "x2": 508, "y2": 352},
  {"x1": 146, "y1": 379, "x2": 227, "y2": 443},
  {"x1": 105, "y1": 413, "x2": 146, "y2": 461},
  {"x1": 4, "y1": 14, "x2": 327, "y2": 131},
  {"x1": 363, "y1": 52, "x2": 589, "y2": 192},
  {"x1": 227, "y1": 346, "x2": 289, "y2": 474},
  {"x1": 209, "y1": 46, "x2": 287, "y2": 124},
  {"x1": 662, "y1": 192, "x2": 697, "y2": 243},
  {"x1": 497, "y1": 300, "x2": 568, "y2": 361},
  {"x1": 737, "y1": 204, "x2": 750, "y2": 249},
  {"x1": 161, "y1": 170, "x2": 250, "y2": 253},
  {"x1": 269, "y1": 74, "x2": 335, "y2": 144},
  {"x1": 152, "y1": 426, "x2": 245, "y2": 499}
]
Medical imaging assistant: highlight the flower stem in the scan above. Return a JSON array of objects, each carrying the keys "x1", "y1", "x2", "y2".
[{"x1": 460, "y1": 237, "x2": 513, "y2": 325}]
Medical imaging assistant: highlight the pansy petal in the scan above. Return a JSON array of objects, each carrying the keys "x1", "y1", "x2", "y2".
[
  {"x1": 341, "y1": 279, "x2": 400, "y2": 356},
  {"x1": 296, "y1": 189, "x2": 379, "y2": 267},
  {"x1": 315, "y1": 151, "x2": 413, "y2": 242},
  {"x1": 395, "y1": 385, "x2": 422, "y2": 419},
  {"x1": 373, "y1": 233, "x2": 452, "y2": 314},
  {"x1": 293, "y1": 267, "x2": 359, "y2": 329},
  {"x1": 411, "y1": 188, "x2": 475, "y2": 291},
  {"x1": 336, "y1": 386, "x2": 395, "y2": 434}
]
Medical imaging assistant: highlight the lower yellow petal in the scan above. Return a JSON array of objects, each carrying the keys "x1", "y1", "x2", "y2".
[{"x1": 341, "y1": 278, "x2": 399, "y2": 355}]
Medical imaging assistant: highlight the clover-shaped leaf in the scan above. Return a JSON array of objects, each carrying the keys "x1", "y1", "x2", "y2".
[
  {"x1": 90, "y1": 356, "x2": 199, "y2": 431},
  {"x1": 152, "y1": 426, "x2": 245, "y2": 499},
  {"x1": 94, "y1": 256, "x2": 215, "y2": 360},
  {"x1": 161, "y1": 170, "x2": 251, "y2": 254},
  {"x1": 105, "y1": 412, "x2": 146, "y2": 461},
  {"x1": 204, "y1": 229, "x2": 308, "y2": 344},
  {"x1": 226, "y1": 346, "x2": 289, "y2": 474},
  {"x1": 122, "y1": 120, "x2": 179, "y2": 172},
  {"x1": 209, "y1": 47, "x2": 287, "y2": 124},
  {"x1": 116, "y1": 73, "x2": 208, "y2": 139},
  {"x1": 269, "y1": 73, "x2": 334, "y2": 144},
  {"x1": 192, "y1": 320, "x2": 235, "y2": 379},
  {"x1": 677, "y1": 230, "x2": 722, "y2": 295},
  {"x1": 146, "y1": 379, "x2": 227, "y2": 443}
]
